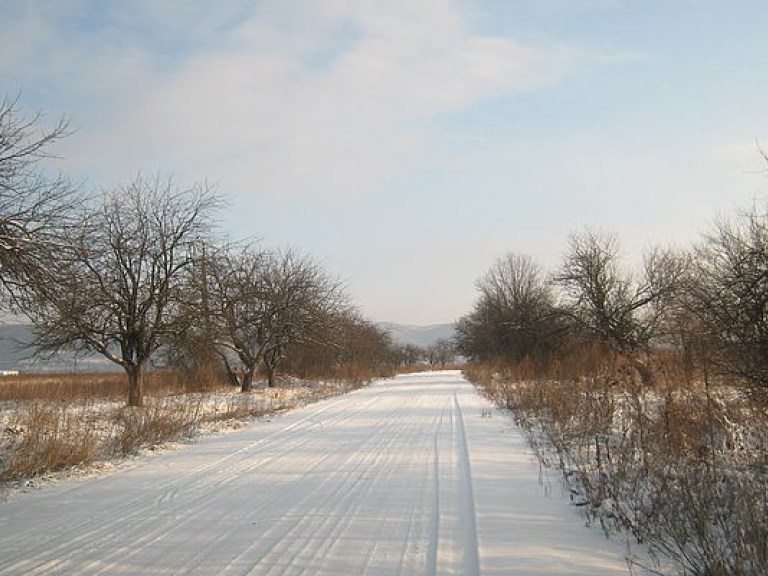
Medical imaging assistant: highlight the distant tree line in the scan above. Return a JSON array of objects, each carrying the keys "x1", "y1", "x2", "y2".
[
  {"x1": 387, "y1": 338, "x2": 457, "y2": 370},
  {"x1": 0, "y1": 96, "x2": 403, "y2": 406},
  {"x1": 457, "y1": 195, "x2": 768, "y2": 400}
]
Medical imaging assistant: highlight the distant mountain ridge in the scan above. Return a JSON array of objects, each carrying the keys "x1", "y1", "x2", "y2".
[
  {"x1": 378, "y1": 322, "x2": 456, "y2": 349},
  {"x1": 0, "y1": 322, "x2": 458, "y2": 371},
  {"x1": 0, "y1": 323, "x2": 34, "y2": 369},
  {"x1": 0, "y1": 322, "x2": 116, "y2": 372}
]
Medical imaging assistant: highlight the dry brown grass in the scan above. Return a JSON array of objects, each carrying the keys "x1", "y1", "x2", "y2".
[
  {"x1": 0, "y1": 368, "x2": 368, "y2": 493},
  {"x1": 1, "y1": 401, "x2": 103, "y2": 482},
  {"x1": 466, "y1": 350, "x2": 768, "y2": 575},
  {"x1": 0, "y1": 372, "x2": 127, "y2": 402},
  {"x1": 0, "y1": 368, "x2": 232, "y2": 404}
]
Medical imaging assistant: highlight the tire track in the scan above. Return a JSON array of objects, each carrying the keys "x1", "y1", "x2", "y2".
[
  {"x1": 0, "y1": 392, "x2": 382, "y2": 575},
  {"x1": 0, "y1": 372, "x2": 491, "y2": 575},
  {"x1": 427, "y1": 390, "x2": 481, "y2": 576},
  {"x1": 452, "y1": 391, "x2": 481, "y2": 576}
]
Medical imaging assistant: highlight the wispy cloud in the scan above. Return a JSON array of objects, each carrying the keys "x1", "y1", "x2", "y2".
[
  {"x1": 11, "y1": 0, "x2": 757, "y2": 324},
  {"x1": 1, "y1": 0, "x2": 562, "y2": 200}
]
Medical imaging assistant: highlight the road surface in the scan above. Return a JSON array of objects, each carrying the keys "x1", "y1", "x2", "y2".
[{"x1": 0, "y1": 371, "x2": 636, "y2": 575}]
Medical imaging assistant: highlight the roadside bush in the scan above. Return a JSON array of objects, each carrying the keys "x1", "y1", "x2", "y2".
[
  {"x1": 468, "y1": 353, "x2": 768, "y2": 575},
  {"x1": 113, "y1": 397, "x2": 203, "y2": 456},
  {"x1": 1, "y1": 402, "x2": 102, "y2": 482}
]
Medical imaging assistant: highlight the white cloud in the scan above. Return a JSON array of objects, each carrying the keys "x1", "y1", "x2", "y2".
[
  {"x1": 6, "y1": 0, "x2": 558, "y2": 201},
  {"x1": 0, "y1": 0, "x2": 597, "y2": 323}
]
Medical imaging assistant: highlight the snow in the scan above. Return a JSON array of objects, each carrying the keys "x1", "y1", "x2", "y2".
[{"x1": 0, "y1": 371, "x2": 645, "y2": 575}]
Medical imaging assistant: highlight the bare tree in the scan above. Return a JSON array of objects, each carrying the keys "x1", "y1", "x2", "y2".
[
  {"x1": 199, "y1": 242, "x2": 272, "y2": 392},
  {"x1": 554, "y1": 229, "x2": 686, "y2": 355},
  {"x1": 689, "y1": 204, "x2": 768, "y2": 395},
  {"x1": 395, "y1": 343, "x2": 426, "y2": 367},
  {"x1": 259, "y1": 249, "x2": 349, "y2": 387},
  {"x1": 22, "y1": 174, "x2": 219, "y2": 406},
  {"x1": 427, "y1": 338, "x2": 456, "y2": 369},
  {"x1": 0, "y1": 95, "x2": 78, "y2": 300},
  {"x1": 198, "y1": 246, "x2": 349, "y2": 391},
  {"x1": 457, "y1": 253, "x2": 557, "y2": 363},
  {"x1": 282, "y1": 310, "x2": 396, "y2": 381}
]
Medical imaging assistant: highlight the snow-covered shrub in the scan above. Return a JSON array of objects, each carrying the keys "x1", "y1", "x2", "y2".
[
  {"x1": 1, "y1": 401, "x2": 102, "y2": 482},
  {"x1": 113, "y1": 396, "x2": 204, "y2": 455},
  {"x1": 468, "y1": 353, "x2": 768, "y2": 575}
]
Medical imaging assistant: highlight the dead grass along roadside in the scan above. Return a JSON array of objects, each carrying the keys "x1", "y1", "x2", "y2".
[{"x1": 0, "y1": 371, "x2": 365, "y2": 496}]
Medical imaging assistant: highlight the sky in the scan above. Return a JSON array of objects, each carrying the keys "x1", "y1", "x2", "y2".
[{"x1": 1, "y1": 1, "x2": 767, "y2": 325}]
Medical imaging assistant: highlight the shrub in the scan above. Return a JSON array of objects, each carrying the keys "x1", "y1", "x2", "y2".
[
  {"x1": 1, "y1": 402, "x2": 101, "y2": 482},
  {"x1": 467, "y1": 352, "x2": 768, "y2": 575},
  {"x1": 113, "y1": 397, "x2": 203, "y2": 456}
]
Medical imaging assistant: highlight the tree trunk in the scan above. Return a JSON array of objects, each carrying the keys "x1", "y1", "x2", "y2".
[
  {"x1": 225, "y1": 366, "x2": 240, "y2": 388},
  {"x1": 265, "y1": 347, "x2": 280, "y2": 388},
  {"x1": 127, "y1": 365, "x2": 143, "y2": 407},
  {"x1": 240, "y1": 365, "x2": 256, "y2": 393}
]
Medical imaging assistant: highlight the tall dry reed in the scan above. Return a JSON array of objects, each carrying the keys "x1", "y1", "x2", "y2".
[{"x1": 467, "y1": 351, "x2": 768, "y2": 575}]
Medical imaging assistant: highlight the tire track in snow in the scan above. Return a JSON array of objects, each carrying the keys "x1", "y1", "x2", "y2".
[
  {"x1": 452, "y1": 391, "x2": 481, "y2": 576},
  {"x1": 428, "y1": 391, "x2": 481, "y2": 576},
  {"x1": 0, "y1": 371, "x2": 636, "y2": 575},
  {"x1": 426, "y1": 404, "x2": 445, "y2": 576},
  {"x1": 0, "y1": 392, "x2": 382, "y2": 575}
]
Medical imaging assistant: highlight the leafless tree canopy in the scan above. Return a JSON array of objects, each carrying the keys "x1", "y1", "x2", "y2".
[
  {"x1": 554, "y1": 229, "x2": 686, "y2": 354},
  {"x1": 23, "y1": 174, "x2": 220, "y2": 406},
  {"x1": 282, "y1": 310, "x2": 395, "y2": 381},
  {"x1": 689, "y1": 204, "x2": 768, "y2": 393},
  {"x1": 195, "y1": 242, "x2": 272, "y2": 391},
  {"x1": 427, "y1": 338, "x2": 456, "y2": 368},
  {"x1": 259, "y1": 249, "x2": 350, "y2": 384},
  {"x1": 0, "y1": 95, "x2": 79, "y2": 299},
  {"x1": 456, "y1": 253, "x2": 558, "y2": 363},
  {"x1": 192, "y1": 244, "x2": 351, "y2": 391}
]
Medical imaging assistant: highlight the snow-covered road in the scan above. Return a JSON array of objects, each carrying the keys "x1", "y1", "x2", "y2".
[{"x1": 0, "y1": 371, "x2": 635, "y2": 575}]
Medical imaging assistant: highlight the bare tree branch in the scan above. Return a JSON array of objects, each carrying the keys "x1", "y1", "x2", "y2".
[
  {"x1": 0, "y1": 95, "x2": 79, "y2": 302},
  {"x1": 21, "y1": 174, "x2": 220, "y2": 406}
]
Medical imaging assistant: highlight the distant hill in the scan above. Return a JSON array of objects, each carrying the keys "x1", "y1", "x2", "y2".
[
  {"x1": 0, "y1": 321, "x2": 458, "y2": 371},
  {"x1": 0, "y1": 323, "x2": 36, "y2": 370},
  {"x1": 0, "y1": 322, "x2": 116, "y2": 372},
  {"x1": 378, "y1": 322, "x2": 456, "y2": 349}
]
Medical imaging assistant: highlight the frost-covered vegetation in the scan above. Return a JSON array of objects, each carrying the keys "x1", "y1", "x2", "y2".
[
  {"x1": 460, "y1": 194, "x2": 768, "y2": 575},
  {"x1": 467, "y1": 357, "x2": 767, "y2": 575}
]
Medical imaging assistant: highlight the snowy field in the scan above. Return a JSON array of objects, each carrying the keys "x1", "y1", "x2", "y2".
[{"x1": 0, "y1": 371, "x2": 642, "y2": 575}]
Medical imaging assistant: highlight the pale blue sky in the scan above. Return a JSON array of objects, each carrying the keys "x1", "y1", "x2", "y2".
[{"x1": 2, "y1": 1, "x2": 766, "y2": 324}]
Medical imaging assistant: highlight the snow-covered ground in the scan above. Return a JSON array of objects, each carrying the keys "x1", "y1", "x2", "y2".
[{"x1": 0, "y1": 371, "x2": 644, "y2": 575}]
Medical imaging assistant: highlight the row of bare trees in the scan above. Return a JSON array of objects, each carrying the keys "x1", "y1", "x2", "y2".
[
  {"x1": 458, "y1": 204, "x2": 768, "y2": 399},
  {"x1": 178, "y1": 242, "x2": 351, "y2": 393},
  {"x1": 0, "y1": 96, "x2": 397, "y2": 406},
  {"x1": 387, "y1": 339, "x2": 457, "y2": 369},
  {"x1": 463, "y1": 211, "x2": 768, "y2": 574}
]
